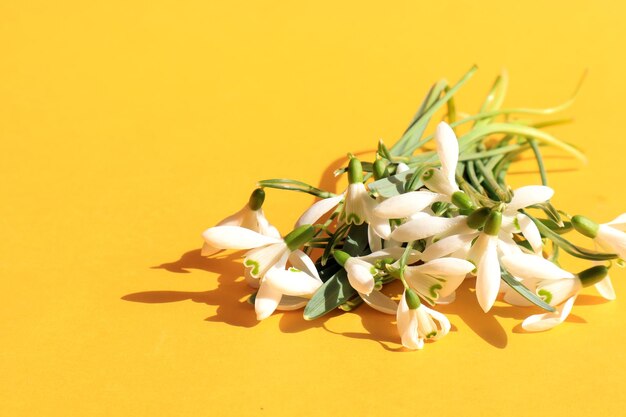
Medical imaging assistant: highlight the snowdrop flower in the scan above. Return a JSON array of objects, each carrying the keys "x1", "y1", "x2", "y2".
[
  {"x1": 570, "y1": 214, "x2": 623, "y2": 298},
  {"x1": 374, "y1": 122, "x2": 473, "y2": 223},
  {"x1": 499, "y1": 256, "x2": 609, "y2": 331},
  {"x1": 397, "y1": 289, "x2": 451, "y2": 350},
  {"x1": 201, "y1": 188, "x2": 280, "y2": 257},
  {"x1": 202, "y1": 224, "x2": 322, "y2": 319},
  {"x1": 404, "y1": 257, "x2": 475, "y2": 304},
  {"x1": 296, "y1": 157, "x2": 391, "y2": 246}
]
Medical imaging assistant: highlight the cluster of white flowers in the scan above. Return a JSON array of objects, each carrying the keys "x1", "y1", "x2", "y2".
[{"x1": 200, "y1": 120, "x2": 623, "y2": 350}]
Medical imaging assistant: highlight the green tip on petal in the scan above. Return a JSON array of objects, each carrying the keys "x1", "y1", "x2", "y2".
[
  {"x1": 571, "y1": 215, "x2": 599, "y2": 239},
  {"x1": 578, "y1": 265, "x2": 608, "y2": 287},
  {"x1": 484, "y1": 210, "x2": 502, "y2": 236},
  {"x1": 405, "y1": 288, "x2": 421, "y2": 310},
  {"x1": 248, "y1": 188, "x2": 266, "y2": 211},
  {"x1": 467, "y1": 207, "x2": 491, "y2": 230},
  {"x1": 451, "y1": 191, "x2": 474, "y2": 211},
  {"x1": 333, "y1": 250, "x2": 351, "y2": 266},
  {"x1": 284, "y1": 224, "x2": 316, "y2": 251},
  {"x1": 348, "y1": 157, "x2": 364, "y2": 184}
]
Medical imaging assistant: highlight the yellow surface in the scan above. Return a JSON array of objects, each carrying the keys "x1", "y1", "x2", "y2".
[{"x1": 2, "y1": 1, "x2": 626, "y2": 416}]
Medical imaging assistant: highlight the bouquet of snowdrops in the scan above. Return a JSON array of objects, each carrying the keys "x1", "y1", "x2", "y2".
[{"x1": 200, "y1": 66, "x2": 623, "y2": 350}]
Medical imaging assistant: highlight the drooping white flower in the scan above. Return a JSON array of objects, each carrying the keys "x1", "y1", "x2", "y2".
[
  {"x1": 201, "y1": 188, "x2": 280, "y2": 257},
  {"x1": 397, "y1": 289, "x2": 451, "y2": 350},
  {"x1": 404, "y1": 257, "x2": 475, "y2": 304},
  {"x1": 500, "y1": 255, "x2": 611, "y2": 331},
  {"x1": 202, "y1": 224, "x2": 322, "y2": 319},
  {"x1": 295, "y1": 157, "x2": 391, "y2": 248},
  {"x1": 333, "y1": 248, "x2": 408, "y2": 296}
]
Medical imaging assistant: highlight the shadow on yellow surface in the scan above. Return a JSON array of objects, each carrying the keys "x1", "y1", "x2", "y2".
[{"x1": 122, "y1": 248, "x2": 610, "y2": 351}]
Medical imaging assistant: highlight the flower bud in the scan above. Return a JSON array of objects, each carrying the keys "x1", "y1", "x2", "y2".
[
  {"x1": 483, "y1": 210, "x2": 502, "y2": 236},
  {"x1": 348, "y1": 157, "x2": 364, "y2": 184},
  {"x1": 467, "y1": 207, "x2": 491, "y2": 229},
  {"x1": 571, "y1": 215, "x2": 599, "y2": 239},
  {"x1": 451, "y1": 191, "x2": 474, "y2": 211},
  {"x1": 247, "y1": 188, "x2": 266, "y2": 211},
  {"x1": 372, "y1": 159, "x2": 389, "y2": 180},
  {"x1": 333, "y1": 250, "x2": 351, "y2": 266},
  {"x1": 405, "y1": 288, "x2": 421, "y2": 310},
  {"x1": 284, "y1": 224, "x2": 316, "y2": 251},
  {"x1": 577, "y1": 265, "x2": 608, "y2": 287}
]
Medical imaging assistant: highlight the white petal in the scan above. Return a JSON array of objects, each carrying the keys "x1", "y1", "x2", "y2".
[
  {"x1": 345, "y1": 258, "x2": 375, "y2": 295},
  {"x1": 435, "y1": 292, "x2": 456, "y2": 304},
  {"x1": 276, "y1": 295, "x2": 308, "y2": 311},
  {"x1": 359, "y1": 247, "x2": 406, "y2": 262},
  {"x1": 517, "y1": 213, "x2": 543, "y2": 254},
  {"x1": 595, "y1": 275, "x2": 616, "y2": 300},
  {"x1": 423, "y1": 168, "x2": 458, "y2": 196},
  {"x1": 368, "y1": 225, "x2": 383, "y2": 252},
  {"x1": 420, "y1": 304, "x2": 451, "y2": 339},
  {"x1": 506, "y1": 186, "x2": 554, "y2": 213},
  {"x1": 342, "y1": 183, "x2": 374, "y2": 225},
  {"x1": 536, "y1": 278, "x2": 581, "y2": 306},
  {"x1": 215, "y1": 205, "x2": 248, "y2": 227},
  {"x1": 396, "y1": 162, "x2": 410, "y2": 174},
  {"x1": 502, "y1": 278, "x2": 538, "y2": 306},
  {"x1": 244, "y1": 267, "x2": 260, "y2": 288},
  {"x1": 369, "y1": 215, "x2": 391, "y2": 240},
  {"x1": 412, "y1": 257, "x2": 475, "y2": 277},
  {"x1": 421, "y1": 234, "x2": 476, "y2": 262},
  {"x1": 373, "y1": 191, "x2": 444, "y2": 219},
  {"x1": 296, "y1": 194, "x2": 343, "y2": 227},
  {"x1": 497, "y1": 232, "x2": 524, "y2": 257},
  {"x1": 255, "y1": 281, "x2": 282, "y2": 320},
  {"x1": 522, "y1": 296, "x2": 576, "y2": 332},
  {"x1": 244, "y1": 243, "x2": 289, "y2": 278},
  {"x1": 500, "y1": 253, "x2": 574, "y2": 280},
  {"x1": 256, "y1": 210, "x2": 282, "y2": 239},
  {"x1": 397, "y1": 292, "x2": 422, "y2": 350},
  {"x1": 265, "y1": 268, "x2": 322, "y2": 296},
  {"x1": 605, "y1": 213, "x2": 626, "y2": 231},
  {"x1": 202, "y1": 226, "x2": 282, "y2": 250},
  {"x1": 475, "y1": 235, "x2": 501, "y2": 312},
  {"x1": 201, "y1": 242, "x2": 221, "y2": 257},
  {"x1": 597, "y1": 225, "x2": 626, "y2": 259},
  {"x1": 391, "y1": 215, "x2": 465, "y2": 242},
  {"x1": 435, "y1": 121, "x2": 460, "y2": 193},
  {"x1": 360, "y1": 290, "x2": 397, "y2": 314},
  {"x1": 288, "y1": 250, "x2": 321, "y2": 281}
]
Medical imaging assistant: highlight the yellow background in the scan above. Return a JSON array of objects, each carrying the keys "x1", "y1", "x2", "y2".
[{"x1": 2, "y1": 1, "x2": 625, "y2": 416}]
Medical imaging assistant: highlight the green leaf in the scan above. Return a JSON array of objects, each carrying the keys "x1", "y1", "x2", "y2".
[
  {"x1": 258, "y1": 179, "x2": 335, "y2": 198},
  {"x1": 500, "y1": 269, "x2": 555, "y2": 312},
  {"x1": 524, "y1": 212, "x2": 618, "y2": 261},
  {"x1": 303, "y1": 269, "x2": 356, "y2": 320},
  {"x1": 391, "y1": 66, "x2": 478, "y2": 157},
  {"x1": 342, "y1": 223, "x2": 370, "y2": 256}
]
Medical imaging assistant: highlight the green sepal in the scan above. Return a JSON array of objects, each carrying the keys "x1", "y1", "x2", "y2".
[
  {"x1": 247, "y1": 188, "x2": 265, "y2": 210},
  {"x1": 372, "y1": 160, "x2": 389, "y2": 180},
  {"x1": 284, "y1": 225, "x2": 316, "y2": 251},
  {"x1": 348, "y1": 158, "x2": 363, "y2": 184},
  {"x1": 524, "y1": 212, "x2": 618, "y2": 261},
  {"x1": 467, "y1": 207, "x2": 491, "y2": 229},
  {"x1": 484, "y1": 210, "x2": 502, "y2": 236},
  {"x1": 333, "y1": 250, "x2": 351, "y2": 266},
  {"x1": 571, "y1": 215, "x2": 599, "y2": 239},
  {"x1": 405, "y1": 288, "x2": 421, "y2": 310},
  {"x1": 578, "y1": 265, "x2": 608, "y2": 287},
  {"x1": 451, "y1": 191, "x2": 474, "y2": 211}
]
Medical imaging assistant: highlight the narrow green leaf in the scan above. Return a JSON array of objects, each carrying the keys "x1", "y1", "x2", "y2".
[
  {"x1": 303, "y1": 269, "x2": 356, "y2": 320},
  {"x1": 500, "y1": 269, "x2": 555, "y2": 312},
  {"x1": 524, "y1": 212, "x2": 618, "y2": 261}
]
